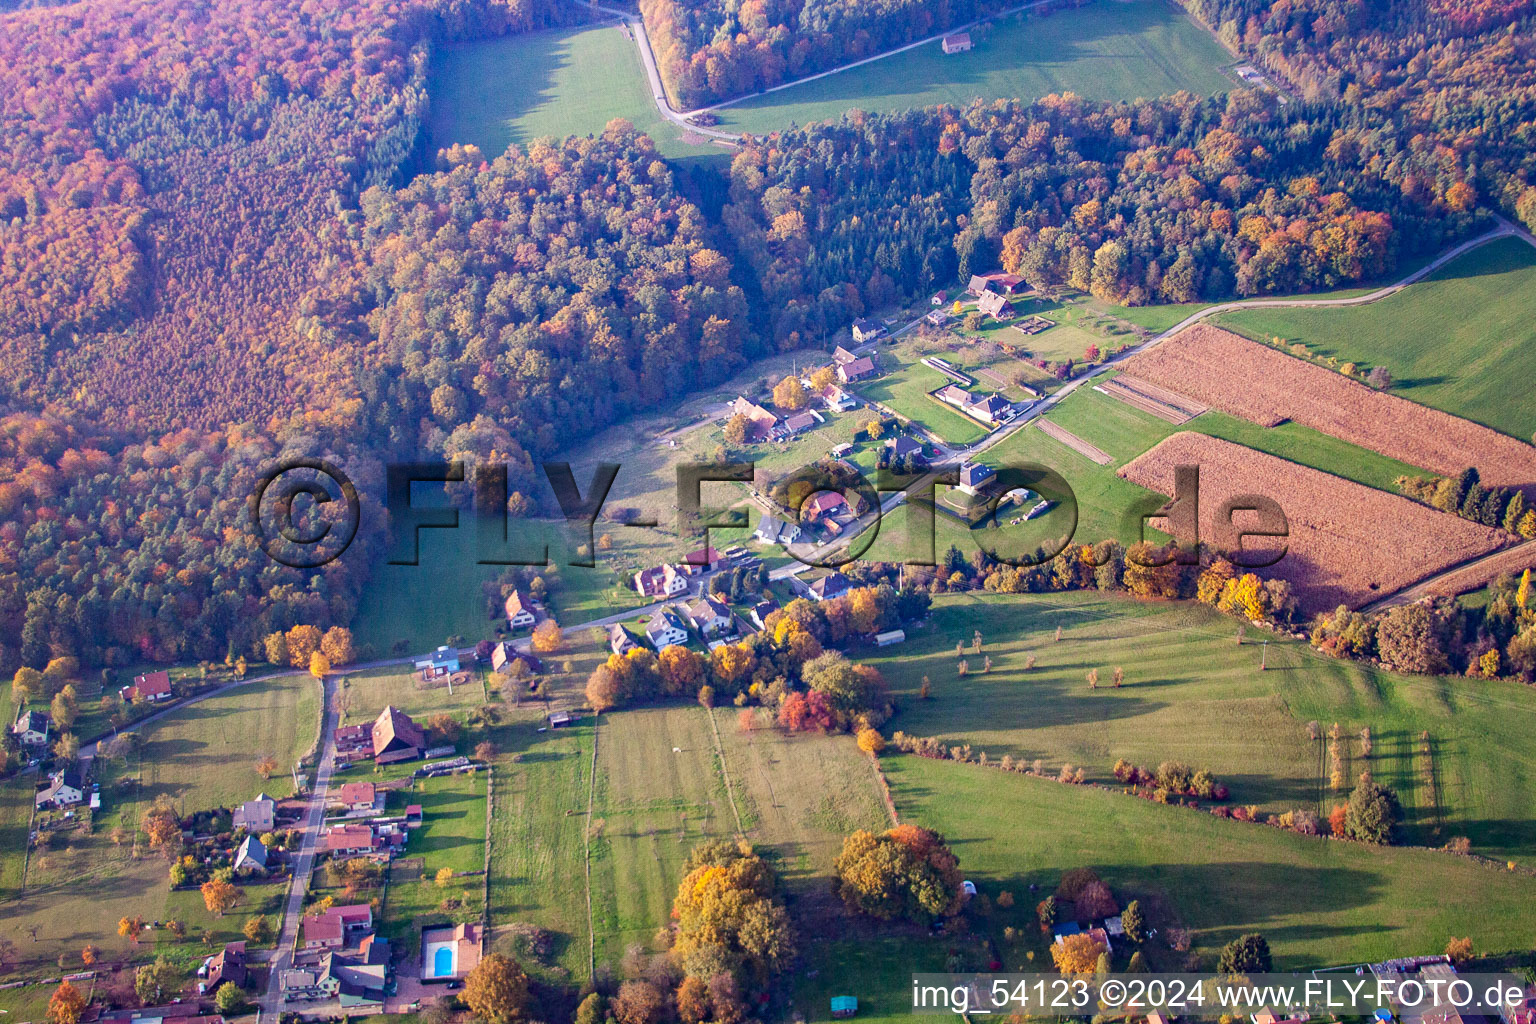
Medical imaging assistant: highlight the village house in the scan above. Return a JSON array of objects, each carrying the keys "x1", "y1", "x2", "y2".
[
  {"x1": 200, "y1": 941, "x2": 247, "y2": 994},
  {"x1": 754, "y1": 514, "x2": 802, "y2": 546},
  {"x1": 36, "y1": 768, "x2": 84, "y2": 809},
  {"x1": 977, "y1": 290, "x2": 1015, "y2": 320},
  {"x1": 503, "y1": 588, "x2": 537, "y2": 629},
  {"x1": 749, "y1": 596, "x2": 780, "y2": 630},
  {"x1": 935, "y1": 385, "x2": 1015, "y2": 426},
  {"x1": 633, "y1": 562, "x2": 688, "y2": 598},
  {"x1": 967, "y1": 274, "x2": 995, "y2": 297},
  {"x1": 646, "y1": 607, "x2": 690, "y2": 649},
  {"x1": 681, "y1": 545, "x2": 723, "y2": 572},
  {"x1": 851, "y1": 318, "x2": 885, "y2": 343},
  {"x1": 371, "y1": 705, "x2": 427, "y2": 765},
  {"x1": 284, "y1": 934, "x2": 391, "y2": 1006},
  {"x1": 336, "y1": 781, "x2": 382, "y2": 814},
  {"x1": 931, "y1": 290, "x2": 948, "y2": 305},
  {"x1": 925, "y1": 309, "x2": 949, "y2": 327},
  {"x1": 808, "y1": 573, "x2": 854, "y2": 602},
  {"x1": 97, "y1": 1004, "x2": 223, "y2": 1024},
  {"x1": 983, "y1": 271, "x2": 1025, "y2": 293},
  {"x1": 686, "y1": 597, "x2": 734, "y2": 637},
  {"x1": 821, "y1": 384, "x2": 858, "y2": 411},
  {"x1": 941, "y1": 31, "x2": 972, "y2": 53},
  {"x1": 802, "y1": 490, "x2": 849, "y2": 524},
  {"x1": 233, "y1": 835, "x2": 269, "y2": 874},
  {"x1": 12, "y1": 708, "x2": 48, "y2": 748},
  {"x1": 233, "y1": 793, "x2": 275, "y2": 832},
  {"x1": 489, "y1": 642, "x2": 540, "y2": 677},
  {"x1": 832, "y1": 345, "x2": 859, "y2": 364},
  {"x1": 837, "y1": 355, "x2": 877, "y2": 383},
  {"x1": 414, "y1": 646, "x2": 460, "y2": 678},
  {"x1": 323, "y1": 823, "x2": 381, "y2": 858},
  {"x1": 608, "y1": 623, "x2": 641, "y2": 656},
  {"x1": 730, "y1": 395, "x2": 779, "y2": 439},
  {"x1": 122, "y1": 669, "x2": 173, "y2": 703},
  {"x1": 335, "y1": 724, "x2": 373, "y2": 758},
  {"x1": 783, "y1": 411, "x2": 817, "y2": 434},
  {"x1": 301, "y1": 904, "x2": 374, "y2": 951},
  {"x1": 957, "y1": 460, "x2": 998, "y2": 496}
]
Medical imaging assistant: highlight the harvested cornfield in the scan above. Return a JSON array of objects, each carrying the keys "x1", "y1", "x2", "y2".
[
  {"x1": 1096, "y1": 374, "x2": 1207, "y2": 424},
  {"x1": 1120, "y1": 325, "x2": 1536, "y2": 492},
  {"x1": 1365, "y1": 541, "x2": 1536, "y2": 611},
  {"x1": 1119, "y1": 433, "x2": 1509, "y2": 614},
  {"x1": 1037, "y1": 419, "x2": 1112, "y2": 465}
]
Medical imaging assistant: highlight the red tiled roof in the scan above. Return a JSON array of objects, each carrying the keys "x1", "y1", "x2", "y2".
[
  {"x1": 131, "y1": 670, "x2": 172, "y2": 699},
  {"x1": 337, "y1": 782, "x2": 376, "y2": 806}
]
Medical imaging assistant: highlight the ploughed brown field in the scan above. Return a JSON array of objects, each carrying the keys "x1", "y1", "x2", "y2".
[
  {"x1": 1119, "y1": 325, "x2": 1536, "y2": 493},
  {"x1": 1119, "y1": 433, "x2": 1510, "y2": 614}
]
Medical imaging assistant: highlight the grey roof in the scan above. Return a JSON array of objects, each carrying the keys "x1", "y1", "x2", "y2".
[
  {"x1": 886, "y1": 435, "x2": 922, "y2": 457},
  {"x1": 13, "y1": 709, "x2": 48, "y2": 734},
  {"x1": 648, "y1": 608, "x2": 686, "y2": 633},
  {"x1": 235, "y1": 835, "x2": 269, "y2": 868},
  {"x1": 960, "y1": 461, "x2": 996, "y2": 487}
]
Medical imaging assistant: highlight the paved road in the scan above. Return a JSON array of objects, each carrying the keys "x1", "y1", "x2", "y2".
[{"x1": 259, "y1": 675, "x2": 339, "y2": 1020}]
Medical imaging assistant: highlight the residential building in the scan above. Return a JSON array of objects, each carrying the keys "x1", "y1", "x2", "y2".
[
  {"x1": 503, "y1": 588, "x2": 536, "y2": 629},
  {"x1": 749, "y1": 598, "x2": 779, "y2": 630},
  {"x1": 983, "y1": 271, "x2": 1025, "y2": 293},
  {"x1": 122, "y1": 669, "x2": 172, "y2": 703},
  {"x1": 490, "y1": 642, "x2": 541, "y2": 676},
  {"x1": 335, "y1": 724, "x2": 373, "y2": 757},
  {"x1": 931, "y1": 290, "x2": 948, "y2": 305},
  {"x1": 977, "y1": 290, "x2": 1014, "y2": 320},
  {"x1": 36, "y1": 768, "x2": 84, "y2": 809},
  {"x1": 371, "y1": 705, "x2": 427, "y2": 764},
  {"x1": 646, "y1": 608, "x2": 690, "y2": 649},
  {"x1": 925, "y1": 309, "x2": 948, "y2": 326},
  {"x1": 233, "y1": 793, "x2": 276, "y2": 832},
  {"x1": 12, "y1": 709, "x2": 48, "y2": 748},
  {"x1": 965, "y1": 392, "x2": 1014, "y2": 425},
  {"x1": 885, "y1": 435, "x2": 923, "y2": 462},
  {"x1": 201, "y1": 941, "x2": 248, "y2": 993},
  {"x1": 851, "y1": 318, "x2": 884, "y2": 342},
  {"x1": 821, "y1": 384, "x2": 858, "y2": 411},
  {"x1": 323, "y1": 824, "x2": 380, "y2": 858},
  {"x1": 300, "y1": 904, "x2": 373, "y2": 950},
  {"x1": 783, "y1": 411, "x2": 817, "y2": 434},
  {"x1": 608, "y1": 623, "x2": 641, "y2": 656},
  {"x1": 633, "y1": 562, "x2": 688, "y2": 598},
  {"x1": 837, "y1": 355, "x2": 876, "y2": 383},
  {"x1": 687, "y1": 597, "x2": 733, "y2": 636},
  {"x1": 414, "y1": 646, "x2": 460, "y2": 677},
  {"x1": 802, "y1": 491, "x2": 848, "y2": 522},
  {"x1": 957, "y1": 461, "x2": 997, "y2": 495},
  {"x1": 967, "y1": 274, "x2": 995, "y2": 296},
  {"x1": 730, "y1": 395, "x2": 779, "y2": 439},
  {"x1": 233, "y1": 835, "x2": 269, "y2": 873},
  {"x1": 808, "y1": 573, "x2": 853, "y2": 602},
  {"x1": 941, "y1": 31, "x2": 973, "y2": 53},
  {"x1": 754, "y1": 514, "x2": 802, "y2": 546},
  {"x1": 681, "y1": 545, "x2": 723, "y2": 572},
  {"x1": 336, "y1": 781, "x2": 381, "y2": 814},
  {"x1": 832, "y1": 345, "x2": 859, "y2": 364}
]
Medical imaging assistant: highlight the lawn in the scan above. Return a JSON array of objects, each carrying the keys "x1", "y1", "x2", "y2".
[
  {"x1": 0, "y1": 774, "x2": 33, "y2": 902},
  {"x1": 425, "y1": 23, "x2": 720, "y2": 163},
  {"x1": 1216, "y1": 235, "x2": 1536, "y2": 441},
  {"x1": 378, "y1": 771, "x2": 489, "y2": 949},
  {"x1": 859, "y1": 591, "x2": 1536, "y2": 863},
  {"x1": 712, "y1": 0, "x2": 1234, "y2": 135},
  {"x1": 122, "y1": 672, "x2": 322, "y2": 814},
  {"x1": 857, "y1": 362, "x2": 989, "y2": 445}
]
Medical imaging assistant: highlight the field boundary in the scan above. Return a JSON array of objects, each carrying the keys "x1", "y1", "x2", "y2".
[
  {"x1": 1096, "y1": 374, "x2": 1205, "y2": 424},
  {"x1": 1036, "y1": 419, "x2": 1112, "y2": 465},
  {"x1": 704, "y1": 708, "x2": 747, "y2": 838},
  {"x1": 584, "y1": 715, "x2": 599, "y2": 979}
]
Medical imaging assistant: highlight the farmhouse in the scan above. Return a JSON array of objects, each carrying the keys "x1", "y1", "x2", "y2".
[
  {"x1": 36, "y1": 768, "x2": 84, "y2": 809},
  {"x1": 837, "y1": 355, "x2": 877, "y2": 383},
  {"x1": 336, "y1": 724, "x2": 373, "y2": 758},
  {"x1": 489, "y1": 641, "x2": 540, "y2": 676},
  {"x1": 646, "y1": 608, "x2": 690, "y2": 649},
  {"x1": 984, "y1": 271, "x2": 1025, "y2": 293},
  {"x1": 420, "y1": 921, "x2": 483, "y2": 983},
  {"x1": 233, "y1": 835, "x2": 269, "y2": 873},
  {"x1": 608, "y1": 623, "x2": 641, "y2": 656},
  {"x1": 201, "y1": 941, "x2": 248, "y2": 993},
  {"x1": 123, "y1": 669, "x2": 173, "y2": 703},
  {"x1": 936, "y1": 385, "x2": 1015, "y2": 426},
  {"x1": 783, "y1": 411, "x2": 817, "y2": 434},
  {"x1": 808, "y1": 572, "x2": 854, "y2": 602},
  {"x1": 503, "y1": 588, "x2": 537, "y2": 628},
  {"x1": 336, "y1": 781, "x2": 382, "y2": 814},
  {"x1": 977, "y1": 290, "x2": 1015, "y2": 320},
  {"x1": 754, "y1": 514, "x2": 802, "y2": 546},
  {"x1": 682, "y1": 545, "x2": 723, "y2": 572},
  {"x1": 686, "y1": 597, "x2": 734, "y2": 636},
  {"x1": 832, "y1": 345, "x2": 859, "y2": 364},
  {"x1": 802, "y1": 490, "x2": 848, "y2": 523},
  {"x1": 821, "y1": 384, "x2": 858, "y2": 411},
  {"x1": 730, "y1": 395, "x2": 779, "y2": 439},
  {"x1": 12, "y1": 709, "x2": 48, "y2": 748},
  {"x1": 957, "y1": 461, "x2": 998, "y2": 496},
  {"x1": 415, "y1": 646, "x2": 461, "y2": 678},
  {"x1": 233, "y1": 793, "x2": 275, "y2": 832},
  {"x1": 941, "y1": 31, "x2": 972, "y2": 53},
  {"x1": 633, "y1": 562, "x2": 688, "y2": 598},
  {"x1": 372, "y1": 705, "x2": 427, "y2": 764},
  {"x1": 851, "y1": 318, "x2": 885, "y2": 342}
]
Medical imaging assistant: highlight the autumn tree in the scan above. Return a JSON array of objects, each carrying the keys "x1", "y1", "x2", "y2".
[
  {"x1": 214, "y1": 981, "x2": 248, "y2": 1016},
  {"x1": 284, "y1": 625, "x2": 322, "y2": 669},
  {"x1": 135, "y1": 957, "x2": 177, "y2": 1004},
  {"x1": 658, "y1": 644, "x2": 706, "y2": 696},
  {"x1": 772, "y1": 375, "x2": 808, "y2": 411},
  {"x1": 1218, "y1": 933, "x2": 1272, "y2": 974},
  {"x1": 243, "y1": 915, "x2": 273, "y2": 943},
  {"x1": 463, "y1": 953, "x2": 532, "y2": 1024},
  {"x1": 142, "y1": 798, "x2": 181, "y2": 854},
  {"x1": 118, "y1": 916, "x2": 145, "y2": 945},
  {"x1": 309, "y1": 651, "x2": 331, "y2": 680},
  {"x1": 671, "y1": 839, "x2": 794, "y2": 982},
  {"x1": 201, "y1": 877, "x2": 240, "y2": 916},
  {"x1": 532, "y1": 620, "x2": 563, "y2": 653},
  {"x1": 833, "y1": 825, "x2": 963, "y2": 922},
  {"x1": 1444, "y1": 936, "x2": 1473, "y2": 967},
  {"x1": 320, "y1": 626, "x2": 355, "y2": 666},
  {"x1": 1051, "y1": 933, "x2": 1107, "y2": 975},
  {"x1": 255, "y1": 754, "x2": 278, "y2": 779},
  {"x1": 856, "y1": 728, "x2": 885, "y2": 755},
  {"x1": 49, "y1": 980, "x2": 86, "y2": 1024},
  {"x1": 723, "y1": 413, "x2": 751, "y2": 445},
  {"x1": 612, "y1": 980, "x2": 669, "y2": 1024},
  {"x1": 586, "y1": 665, "x2": 620, "y2": 713}
]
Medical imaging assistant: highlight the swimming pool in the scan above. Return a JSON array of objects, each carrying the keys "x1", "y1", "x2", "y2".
[{"x1": 423, "y1": 940, "x2": 456, "y2": 979}]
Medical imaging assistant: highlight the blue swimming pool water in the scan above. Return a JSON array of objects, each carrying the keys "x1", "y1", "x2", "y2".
[{"x1": 433, "y1": 945, "x2": 454, "y2": 977}]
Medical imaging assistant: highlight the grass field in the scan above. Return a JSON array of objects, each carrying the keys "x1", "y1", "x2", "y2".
[
  {"x1": 120, "y1": 673, "x2": 321, "y2": 815},
  {"x1": 379, "y1": 772, "x2": 489, "y2": 949},
  {"x1": 860, "y1": 591, "x2": 1536, "y2": 863},
  {"x1": 426, "y1": 24, "x2": 720, "y2": 163},
  {"x1": 0, "y1": 775, "x2": 33, "y2": 902},
  {"x1": 712, "y1": 0, "x2": 1234, "y2": 135},
  {"x1": 1216, "y1": 235, "x2": 1536, "y2": 441},
  {"x1": 858, "y1": 361, "x2": 990, "y2": 445}
]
